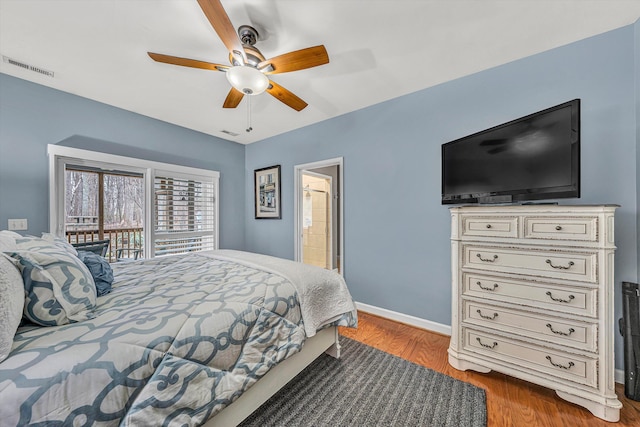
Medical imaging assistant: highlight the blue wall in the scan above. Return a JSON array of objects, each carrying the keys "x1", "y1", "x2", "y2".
[
  {"x1": 245, "y1": 24, "x2": 639, "y2": 369},
  {"x1": 0, "y1": 74, "x2": 246, "y2": 249},
  {"x1": 1, "y1": 22, "x2": 638, "y2": 371}
]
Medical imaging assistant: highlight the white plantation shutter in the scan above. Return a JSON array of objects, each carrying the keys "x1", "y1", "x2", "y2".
[{"x1": 153, "y1": 171, "x2": 217, "y2": 257}]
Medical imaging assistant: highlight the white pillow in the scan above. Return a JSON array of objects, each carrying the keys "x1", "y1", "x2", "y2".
[
  {"x1": 0, "y1": 230, "x2": 20, "y2": 253},
  {"x1": 0, "y1": 253, "x2": 25, "y2": 362},
  {"x1": 0, "y1": 230, "x2": 21, "y2": 238}
]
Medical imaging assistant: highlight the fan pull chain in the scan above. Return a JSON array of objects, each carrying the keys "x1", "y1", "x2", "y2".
[{"x1": 246, "y1": 96, "x2": 253, "y2": 132}]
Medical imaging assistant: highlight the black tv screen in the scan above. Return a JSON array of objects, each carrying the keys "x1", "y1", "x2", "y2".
[{"x1": 441, "y1": 99, "x2": 580, "y2": 205}]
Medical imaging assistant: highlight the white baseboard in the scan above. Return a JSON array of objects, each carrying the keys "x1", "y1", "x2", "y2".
[
  {"x1": 354, "y1": 301, "x2": 626, "y2": 385},
  {"x1": 355, "y1": 301, "x2": 452, "y2": 336}
]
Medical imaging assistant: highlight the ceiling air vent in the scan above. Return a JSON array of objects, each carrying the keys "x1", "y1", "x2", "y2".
[
  {"x1": 220, "y1": 130, "x2": 239, "y2": 137},
  {"x1": 2, "y1": 56, "x2": 54, "y2": 77}
]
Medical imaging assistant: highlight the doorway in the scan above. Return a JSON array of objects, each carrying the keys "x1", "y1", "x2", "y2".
[
  {"x1": 301, "y1": 171, "x2": 332, "y2": 269},
  {"x1": 294, "y1": 158, "x2": 343, "y2": 274}
]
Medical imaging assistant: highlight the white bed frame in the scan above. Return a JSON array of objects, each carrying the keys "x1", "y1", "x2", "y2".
[{"x1": 203, "y1": 326, "x2": 341, "y2": 427}]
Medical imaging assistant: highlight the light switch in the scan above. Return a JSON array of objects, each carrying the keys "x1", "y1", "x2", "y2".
[{"x1": 8, "y1": 218, "x2": 28, "y2": 231}]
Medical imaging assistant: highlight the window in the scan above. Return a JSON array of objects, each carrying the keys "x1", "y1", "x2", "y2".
[
  {"x1": 153, "y1": 172, "x2": 216, "y2": 256},
  {"x1": 65, "y1": 166, "x2": 144, "y2": 261},
  {"x1": 48, "y1": 145, "x2": 219, "y2": 260}
]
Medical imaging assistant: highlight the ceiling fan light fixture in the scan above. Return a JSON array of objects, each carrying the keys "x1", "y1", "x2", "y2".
[{"x1": 225, "y1": 66, "x2": 269, "y2": 95}]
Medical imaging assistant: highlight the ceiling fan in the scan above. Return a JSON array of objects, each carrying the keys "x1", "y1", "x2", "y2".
[{"x1": 147, "y1": 0, "x2": 329, "y2": 112}]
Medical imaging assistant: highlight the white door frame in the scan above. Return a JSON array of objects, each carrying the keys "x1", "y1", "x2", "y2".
[{"x1": 294, "y1": 157, "x2": 344, "y2": 275}]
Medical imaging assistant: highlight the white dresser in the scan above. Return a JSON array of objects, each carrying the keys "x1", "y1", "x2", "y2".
[{"x1": 447, "y1": 205, "x2": 622, "y2": 421}]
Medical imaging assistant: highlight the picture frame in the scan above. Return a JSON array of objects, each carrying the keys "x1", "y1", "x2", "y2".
[{"x1": 254, "y1": 165, "x2": 281, "y2": 219}]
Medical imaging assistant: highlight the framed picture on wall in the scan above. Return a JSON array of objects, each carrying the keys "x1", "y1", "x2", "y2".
[{"x1": 254, "y1": 165, "x2": 281, "y2": 219}]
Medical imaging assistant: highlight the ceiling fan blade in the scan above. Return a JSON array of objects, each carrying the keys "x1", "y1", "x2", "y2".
[
  {"x1": 223, "y1": 87, "x2": 244, "y2": 108},
  {"x1": 147, "y1": 52, "x2": 229, "y2": 71},
  {"x1": 197, "y1": 0, "x2": 247, "y2": 65},
  {"x1": 258, "y1": 45, "x2": 329, "y2": 75},
  {"x1": 266, "y1": 80, "x2": 308, "y2": 111}
]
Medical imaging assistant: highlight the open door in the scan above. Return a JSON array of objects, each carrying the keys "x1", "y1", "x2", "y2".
[
  {"x1": 294, "y1": 158, "x2": 343, "y2": 274},
  {"x1": 301, "y1": 171, "x2": 332, "y2": 269}
]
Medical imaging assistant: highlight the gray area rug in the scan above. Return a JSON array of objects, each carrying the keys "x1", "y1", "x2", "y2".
[{"x1": 239, "y1": 337, "x2": 487, "y2": 427}]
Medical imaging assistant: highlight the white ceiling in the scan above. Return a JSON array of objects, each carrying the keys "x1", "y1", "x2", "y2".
[{"x1": 1, "y1": 1, "x2": 639, "y2": 145}]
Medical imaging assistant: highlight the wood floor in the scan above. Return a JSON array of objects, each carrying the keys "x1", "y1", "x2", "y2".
[{"x1": 339, "y1": 311, "x2": 640, "y2": 427}]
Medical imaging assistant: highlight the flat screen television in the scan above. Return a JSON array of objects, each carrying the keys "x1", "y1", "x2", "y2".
[{"x1": 441, "y1": 99, "x2": 580, "y2": 205}]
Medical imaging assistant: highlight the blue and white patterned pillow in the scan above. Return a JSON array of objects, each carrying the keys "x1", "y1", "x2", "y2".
[
  {"x1": 41, "y1": 232, "x2": 78, "y2": 257},
  {"x1": 15, "y1": 236, "x2": 70, "y2": 254},
  {"x1": 9, "y1": 238, "x2": 96, "y2": 326}
]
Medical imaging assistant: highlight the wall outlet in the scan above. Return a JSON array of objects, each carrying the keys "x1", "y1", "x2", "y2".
[{"x1": 8, "y1": 218, "x2": 28, "y2": 231}]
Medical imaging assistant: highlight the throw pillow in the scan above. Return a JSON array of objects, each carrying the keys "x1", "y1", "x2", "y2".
[
  {"x1": 10, "y1": 237, "x2": 96, "y2": 326},
  {"x1": 0, "y1": 230, "x2": 20, "y2": 253},
  {"x1": 77, "y1": 251, "x2": 114, "y2": 297},
  {"x1": 0, "y1": 253, "x2": 25, "y2": 362},
  {"x1": 41, "y1": 232, "x2": 78, "y2": 257}
]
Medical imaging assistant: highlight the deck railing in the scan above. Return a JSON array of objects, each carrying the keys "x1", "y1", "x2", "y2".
[
  {"x1": 66, "y1": 227, "x2": 143, "y2": 263},
  {"x1": 66, "y1": 228, "x2": 207, "y2": 262}
]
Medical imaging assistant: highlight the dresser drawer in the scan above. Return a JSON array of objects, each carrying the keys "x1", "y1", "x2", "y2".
[
  {"x1": 463, "y1": 245, "x2": 597, "y2": 283},
  {"x1": 462, "y1": 300, "x2": 597, "y2": 352},
  {"x1": 524, "y1": 216, "x2": 598, "y2": 242},
  {"x1": 464, "y1": 329, "x2": 598, "y2": 388},
  {"x1": 461, "y1": 216, "x2": 518, "y2": 239},
  {"x1": 463, "y1": 274, "x2": 597, "y2": 318}
]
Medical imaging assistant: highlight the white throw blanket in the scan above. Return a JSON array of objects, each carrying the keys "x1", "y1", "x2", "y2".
[{"x1": 202, "y1": 250, "x2": 356, "y2": 337}]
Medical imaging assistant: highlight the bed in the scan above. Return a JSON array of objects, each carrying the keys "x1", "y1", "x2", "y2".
[{"x1": 0, "y1": 233, "x2": 357, "y2": 427}]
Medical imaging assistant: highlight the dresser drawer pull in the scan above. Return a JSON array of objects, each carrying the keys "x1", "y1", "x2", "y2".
[
  {"x1": 486, "y1": 224, "x2": 492, "y2": 229},
  {"x1": 555, "y1": 225, "x2": 562, "y2": 231},
  {"x1": 477, "y1": 253, "x2": 498, "y2": 262},
  {"x1": 545, "y1": 291, "x2": 575, "y2": 303},
  {"x1": 476, "y1": 309, "x2": 498, "y2": 320},
  {"x1": 546, "y1": 324, "x2": 575, "y2": 336},
  {"x1": 476, "y1": 338, "x2": 498, "y2": 349},
  {"x1": 546, "y1": 259, "x2": 575, "y2": 270},
  {"x1": 476, "y1": 281, "x2": 498, "y2": 291},
  {"x1": 546, "y1": 355, "x2": 575, "y2": 370}
]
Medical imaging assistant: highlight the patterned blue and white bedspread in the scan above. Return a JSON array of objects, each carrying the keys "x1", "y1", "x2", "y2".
[{"x1": 0, "y1": 251, "x2": 357, "y2": 426}]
